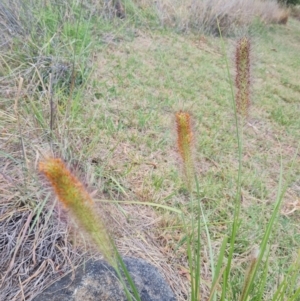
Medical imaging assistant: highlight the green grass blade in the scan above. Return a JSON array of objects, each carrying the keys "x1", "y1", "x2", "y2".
[
  {"x1": 208, "y1": 236, "x2": 228, "y2": 301},
  {"x1": 272, "y1": 250, "x2": 300, "y2": 301},
  {"x1": 289, "y1": 287, "x2": 300, "y2": 301},
  {"x1": 94, "y1": 199, "x2": 182, "y2": 214},
  {"x1": 185, "y1": 217, "x2": 195, "y2": 300},
  {"x1": 115, "y1": 249, "x2": 141, "y2": 301},
  {"x1": 194, "y1": 176, "x2": 201, "y2": 300},
  {"x1": 29, "y1": 192, "x2": 51, "y2": 233},
  {"x1": 241, "y1": 144, "x2": 299, "y2": 299},
  {"x1": 256, "y1": 251, "x2": 269, "y2": 301}
]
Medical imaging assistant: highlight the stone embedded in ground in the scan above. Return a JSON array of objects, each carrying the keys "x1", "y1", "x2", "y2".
[{"x1": 33, "y1": 257, "x2": 176, "y2": 301}]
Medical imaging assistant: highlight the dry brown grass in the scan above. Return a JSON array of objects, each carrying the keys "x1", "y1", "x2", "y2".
[
  {"x1": 132, "y1": 0, "x2": 289, "y2": 34},
  {"x1": 290, "y1": 5, "x2": 300, "y2": 20},
  {"x1": 0, "y1": 3, "x2": 91, "y2": 297},
  {"x1": 0, "y1": 158, "x2": 89, "y2": 300}
]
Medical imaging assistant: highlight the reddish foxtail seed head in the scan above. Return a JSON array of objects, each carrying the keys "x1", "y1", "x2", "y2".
[
  {"x1": 39, "y1": 157, "x2": 116, "y2": 267},
  {"x1": 176, "y1": 111, "x2": 195, "y2": 192},
  {"x1": 235, "y1": 36, "x2": 251, "y2": 119},
  {"x1": 39, "y1": 158, "x2": 93, "y2": 208}
]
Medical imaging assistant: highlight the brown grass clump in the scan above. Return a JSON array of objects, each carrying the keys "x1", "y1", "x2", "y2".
[
  {"x1": 0, "y1": 0, "x2": 31, "y2": 49},
  {"x1": 0, "y1": 168, "x2": 87, "y2": 301},
  {"x1": 290, "y1": 5, "x2": 300, "y2": 21},
  {"x1": 277, "y1": 10, "x2": 289, "y2": 25},
  {"x1": 130, "y1": 0, "x2": 290, "y2": 35},
  {"x1": 252, "y1": 0, "x2": 288, "y2": 25}
]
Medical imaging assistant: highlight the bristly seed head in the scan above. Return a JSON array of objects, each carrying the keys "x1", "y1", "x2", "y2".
[
  {"x1": 39, "y1": 157, "x2": 116, "y2": 267},
  {"x1": 235, "y1": 36, "x2": 251, "y2": 119},
  {"x1": 175, "y1": 111, "x2": 195, "y2": 192}
]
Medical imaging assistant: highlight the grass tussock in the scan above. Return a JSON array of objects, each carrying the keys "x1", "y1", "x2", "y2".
[
  {"x1": 0, "y1": 0, "x2": 89, "y2": 103},
  {"x1": 0, "y1": 182, "x2": 86, "y2": 301}
]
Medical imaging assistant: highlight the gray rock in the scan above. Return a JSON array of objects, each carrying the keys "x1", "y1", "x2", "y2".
[{"x1": 33, "y1": 257, "x2": 176, "y2": 301}]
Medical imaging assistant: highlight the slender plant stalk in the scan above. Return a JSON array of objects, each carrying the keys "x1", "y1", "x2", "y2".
[
  {"x1": 207, "y1": 236, "x2": 228, "y2": 301},
  {"x1": 176, "y1": 111, "x2": 201, "y2": 300},
  {"x1": 218, "y1": 20, "x2": 243, "y2": 301},
  {"x1": 194, "y1": 176, "x2": 201, "y2": 301}
]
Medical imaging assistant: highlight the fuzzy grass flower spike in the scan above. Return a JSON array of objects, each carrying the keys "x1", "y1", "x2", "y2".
[
  {"x1": 39, "y1": 157, "x2": 116, "y2": 267},
  {"x1": 235, "y1": 36, "x2": 251, "y2": 119},
  {"x1": 176, "y1": 111, "x2": 195, "y2": 192}
]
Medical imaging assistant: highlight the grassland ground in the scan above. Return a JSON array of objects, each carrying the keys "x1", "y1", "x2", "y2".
[{"x1": 1, "y1": 2, "x2": 300, "y2": 300}]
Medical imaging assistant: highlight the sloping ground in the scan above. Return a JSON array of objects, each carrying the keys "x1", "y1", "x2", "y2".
[
  {"x1": 1, "y1": 8, "x2": 300, "y2": 300},
  {"x1": 85, "y1": 18, "x2": 300, "y2": 299}
]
